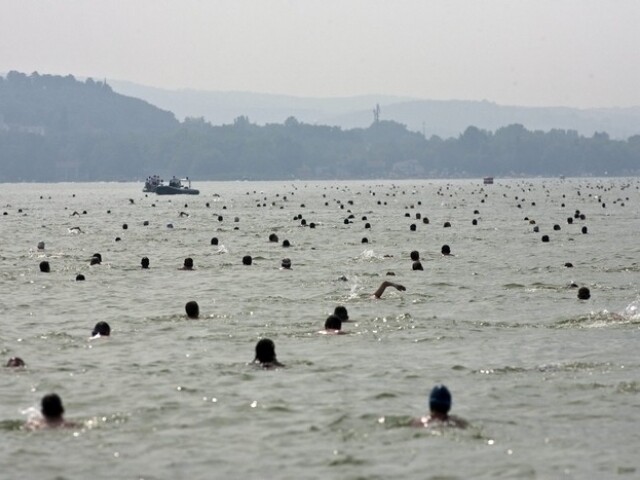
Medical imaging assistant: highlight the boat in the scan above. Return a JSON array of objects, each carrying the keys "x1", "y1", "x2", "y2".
[
  {"x1": 155, "y1": 176, "x2": 200, "y2": 195},
  {"x1": 483, "y1": 177, "x2": 494, "y2": 185}
]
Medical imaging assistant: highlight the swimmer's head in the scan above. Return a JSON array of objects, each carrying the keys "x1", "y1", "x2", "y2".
[
  {"x1": 242, "y1": 255, "x2": 252, "y2": 266},
  {"x1": 210, "y1": 237, "x2": 219, "y2": 245},
  {"x1": 281, "y1": 258, "x2": 291, "y2": 269},
  {"x1": 254, "y1": 338, "x2": 277, "y2": 363},
  {"x1": 185, "y1": 300, "x2": 200, "y2": 319},
  {"x1": 441, "y1": 245, "x2": 451, "y2": 255},
  {"x1": 269, "y1": 233, "x2": 279, "y2": 242},
  {"x1": 141, "y1": 257, "x2": 150, "y2": 269},
  {"x1": 429, "y1": 385, "x2": 452, "y2": 414},
  {"x1": 75, "y1": 274, "x2": 85, "y2": 281},
  {"x1": 92, "y1": 321, "x2": 111, "y2": 337},
  {"x1": 39, "y1": 261, "x2": 50, "y2": 273},
  {"x1": 37, "y1": 241, "x2": 45, "y2": 250},
  {"x1": 41, "y1": 393, "x2": 64, "y2": 420},
  {"x1": 183, "y1": 257, "x2": 194, "y2": 269},
  {"x1": 333, "y1": 305, "x2": 349, "y2": 322},
  {"x1": 6, "y1": 357, "x2": 25, "y2": 367},
  {"x1": 577, "y1": 287, "x2": 590, "y2": 300},
  {"x1": 282, "y1": 240, "x2": 290, "y2": 248},
  {"x1": 410, "y1": 250, "x2": 419, "y2": 261},
  {"x1": 324, "y1": 315, "x2": 342, "y2": 331},
  {"x1": 92, "y1": 253, "x2": 102, "y2": 263}
]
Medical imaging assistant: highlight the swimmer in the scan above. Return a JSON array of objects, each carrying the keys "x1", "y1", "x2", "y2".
[
  {"x1": 180, "y1": 257, "x2": 194, "y2": 270},
  {"x1": 185, "y1": 300, "x2": 200, "y2": 319},
  {"x1": 411, "y1": 385, "x2": 468, "y2": 429},
  {"x1": 141, "y1": 257, "x2": 150, "y2": 269},
  {"x1": 24, "y1": 393, "x2": 77, "y2": 430},
  {"x1": 412, "y1": 261, "x2": 423, "y2": 271},
  {"x1": 333, "y1": 305, "x2": 349, "y2": 322},
  {"x1": 6, "y1": 357, "x2": 25, "y2": 367},
  {"x1": 320, "y1": 315, "x2": 344, "y2": 334},
  {"x1": 578, "y1": 287, "x2": 591, "y2": 300},
  {"x1": 373, "y1": 281, "x2": 406, "y2": 299},
  {"x1": 441, "y1": 245, "x2": 452, "y2": 256},
  {"x1": 39, "y1": 261, "x2": 50, "y2": 273},
  {"x1": 252, "y1": 338, "x2": 284, "y2": 369},
  {"x1": 242, "y1": 255, "x2": 252, "y2": 266},
  {"x1": 91, "y1": 321, "x2": 111, "y2": 338},
  {"x1": 280, "y1": 258, "x2": 291, "y2": 270}
]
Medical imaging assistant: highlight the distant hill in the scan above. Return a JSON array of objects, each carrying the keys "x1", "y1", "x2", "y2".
[
  {"x1": 0, "y1": 71, "x2": 178, "y2": 136},
  {"x1": 110, "y1": 80, "x2": 640, "y2": 139},
  {"x1": 1, "y1": 71, "x2": 639, "y2": 182}
]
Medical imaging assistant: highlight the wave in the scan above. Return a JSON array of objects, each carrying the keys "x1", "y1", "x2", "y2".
[{"x1": 554, "y1": 304, "x2": 640, "y2": 329}]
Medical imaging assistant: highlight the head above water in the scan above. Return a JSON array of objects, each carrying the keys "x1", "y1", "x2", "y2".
[
  {"x1": 242, "y1": 255, "x2": 253, "y2": 266},
  {"x1": 185, "y1": 300, "x2": 200, "y2": 319},
  {"x1": 577, "y1": 287, "x2": 591, "y2": 300},
  {"x1": 183, "y1": 257, "x2": 194, "y2": 269},
  {"x1": 441, "y1": 245, "x2": 451, "y2": 255},
  {"x1": 410, "y1": 250, "x2": 420, "y2": 261},
  {"x1": 324, "y1": 315, "x2": 342, "y2": 331},
  {"x1": 429, "y1": 385, "x2": 452, "y2": 415},
  {"x1": 141, "y1": 257, "x2": 150, "y2": 269},
  {"x1": 254, "y1": 338, "x2": 277, "y2": 363},
  {"x1": 41, "y1": 393, "x2": 64, "y2": 420},
  {"x1": 6, "y1": 357, "x2": 25, "y2": 367},
  {"x1": 281, "y1": 258, "x2": 291, "y2": 269},
  {"x1": 333, "y1": 305, "x2": 349, "y2": 322},
  {"x1": 92, "y1": 321, "x2": 111, "y2": 337},
  {"x1": 39, "y1": 261, "x2": 50, "y2": 273}
]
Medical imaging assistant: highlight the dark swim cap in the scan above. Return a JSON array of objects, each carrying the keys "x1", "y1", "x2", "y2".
[
  {"x1": 255, "y1": 338, "x2": 277, "y2": 363},
  {"x1": 42, "y1": 393, "x2": 64, "y2": 419},
  {"x1": 429, "y1": 385, "x2": 452, "y2": 414},
  {"x1": 92, "y1": 321, "x2": 111, "y2": 337},
  {"x1": 324, "y1": 315, "x2": 342, "y2": 330}
]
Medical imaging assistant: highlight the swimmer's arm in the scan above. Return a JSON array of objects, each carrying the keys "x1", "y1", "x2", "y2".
[{"x1": 372, "y1": 281, "x2": 406, "y2": 299}]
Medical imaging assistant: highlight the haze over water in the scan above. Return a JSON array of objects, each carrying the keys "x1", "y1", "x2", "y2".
[{"x1": 1, "y1": 178, "x2": 638, "y2": 479}]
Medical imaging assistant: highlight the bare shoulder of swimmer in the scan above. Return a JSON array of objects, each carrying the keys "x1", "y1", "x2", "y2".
[
  {"x1": 24, "y1": 417, "x2": 79, "y2": 430},
  {"x1": 255, "y1": 360, "x2": 285, "y2": 369},
  {"x1": 411, "y1": 415, "x2": 468, "y2": 429}
]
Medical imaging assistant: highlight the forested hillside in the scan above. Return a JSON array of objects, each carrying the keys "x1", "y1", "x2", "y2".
[{"x1": 1, "y1": 72, "x2": 639, "y2": 181}]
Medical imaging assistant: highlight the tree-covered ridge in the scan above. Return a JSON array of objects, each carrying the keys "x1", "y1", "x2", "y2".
[
  {"x1": 0, "y1": 71, "x2": 177, "y2": 136},
  {"x1": 0, "y1": 72, "x2": 639, "y2": 181}
]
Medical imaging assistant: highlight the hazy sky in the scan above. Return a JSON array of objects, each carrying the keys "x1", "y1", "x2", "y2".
[{"x1": 2, "y1": 0, "x2": 639, "y2": 107}]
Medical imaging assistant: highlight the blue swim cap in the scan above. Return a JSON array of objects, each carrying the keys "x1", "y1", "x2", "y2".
[{"x1": 429, "y1": 385, "x2": 452, "y2": 413}]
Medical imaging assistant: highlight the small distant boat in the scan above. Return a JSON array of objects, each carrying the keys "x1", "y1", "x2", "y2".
[
  {"x1": 483, "y1": 177, "x2": 494, "y2": 185},
  {"x1": 143, "y1": 175, "x2": 200, "y2": 195}
]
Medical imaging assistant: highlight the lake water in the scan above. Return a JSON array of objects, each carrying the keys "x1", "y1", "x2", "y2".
[{"x1": 1, "y1": 178, "x2": 638, "y2": 479}]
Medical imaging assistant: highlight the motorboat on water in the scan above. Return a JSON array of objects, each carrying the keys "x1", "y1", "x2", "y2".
[{"x1": 143, "y1": 175, "x2": 200, "y2": 195}]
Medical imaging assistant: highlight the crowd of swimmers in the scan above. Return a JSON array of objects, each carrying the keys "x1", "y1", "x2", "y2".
[{"x1": 13, "y1": 181, "x2": 608, "y2": 432}]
